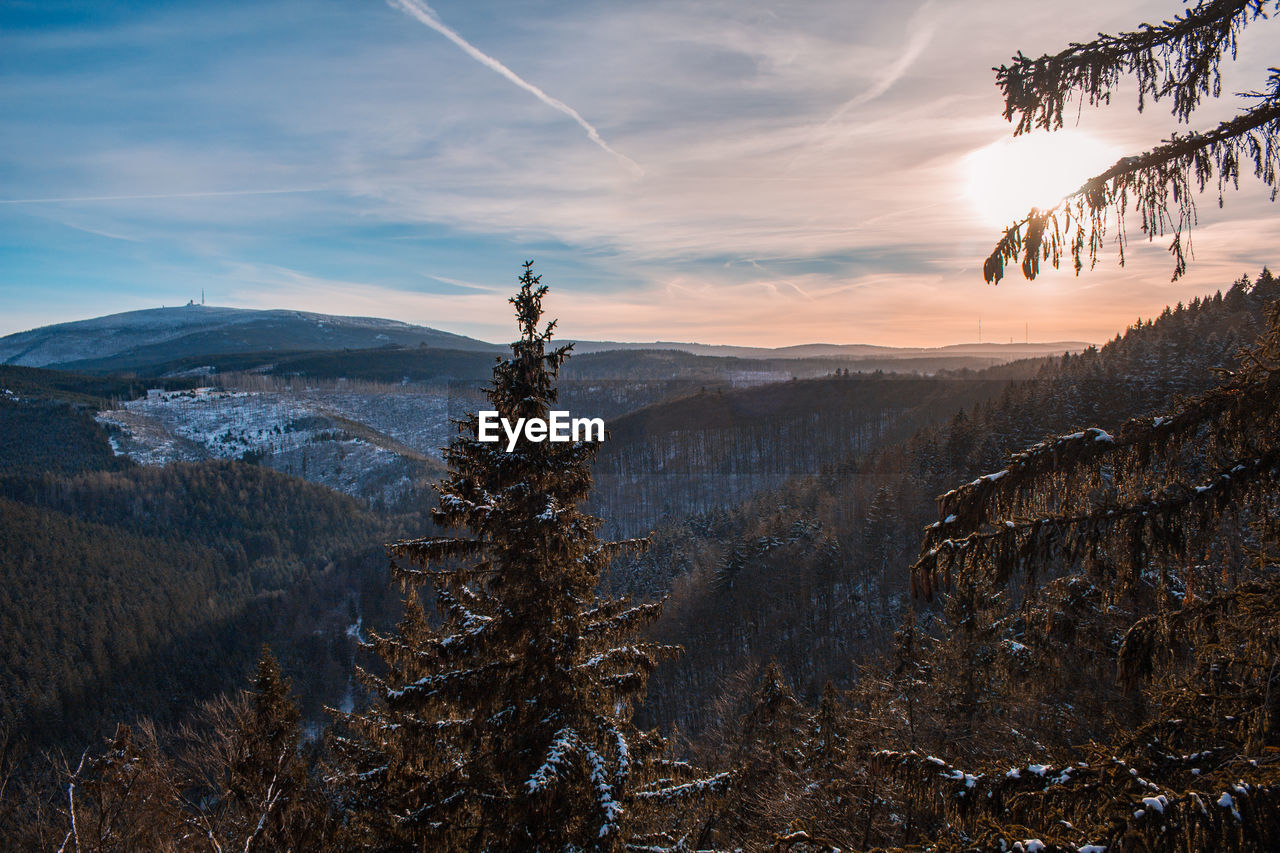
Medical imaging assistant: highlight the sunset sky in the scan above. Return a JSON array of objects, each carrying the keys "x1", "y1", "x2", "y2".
[{"x1": 2, "y1": 0, "x2": 1277, "y2": 346}]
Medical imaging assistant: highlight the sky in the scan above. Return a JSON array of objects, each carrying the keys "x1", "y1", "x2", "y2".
[{"x1": 1, "y1": 0, "x2": 1277, "y2": 347}]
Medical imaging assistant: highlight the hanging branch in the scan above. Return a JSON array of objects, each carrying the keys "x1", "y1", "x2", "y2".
[
  {"x1": 983, "y1": 0, "x2": 1280, "y2": 283},
  {"x1": 997, "y1": 0, "x2": 1278, "y2": 132},
  {"x1": 914, "y1": 448, "x2": 1280, "y2": 598},
  {"x1": 913, "y1": 300, "x2": 1280, "y2": 600},
  {"x1": 984, "y1": 81, "x2": 1280, "y2": 284}
]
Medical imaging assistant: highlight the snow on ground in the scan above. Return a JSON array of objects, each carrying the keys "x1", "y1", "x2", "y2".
[
  {"x1": 97, "y1": 386, "x2": 455, "y2": 505},
  {"x1": 309, "y1": 389, "x2": 453, "y2": 455},
  {"x1": 727, "y1": 370, "x2": 792, "y2": 387}
]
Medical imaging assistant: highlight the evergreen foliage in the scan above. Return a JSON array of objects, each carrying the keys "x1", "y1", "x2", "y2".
[
  {"x1": 609, "y1": 278, "x2": 1280, "y2": 851},
  {"x1": 330, "y1": 263, "x2": 724, "y2": 851},
  {"x1": 856, "y1": 297, "x2": 1280, "y2": 851},
  {"x1": 982, "y1": 0, "x2": 1280, "y2": 283},
  {"x1": 620, "y1": 272, "x2": 1277, "y2": 741},
  {"x1": 17, "y1": 647, "x2": 324, "y2": 852},
  {"x1": 0, "y1": 426, "x2": 403, "y2": 756},
  {"x1": 6, "y1": 269, "x2": 1280, "y2": 848}
]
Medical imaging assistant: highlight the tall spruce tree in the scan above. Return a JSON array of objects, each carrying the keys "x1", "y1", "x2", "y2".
[{"x1": 331, "y1": 262, "x2": 725, "y2": 852}]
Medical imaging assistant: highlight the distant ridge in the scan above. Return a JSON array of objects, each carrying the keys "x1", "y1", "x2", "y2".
[
  {"x1": 0, "y1": 304, "x2": 1091, "y2": 371},
  {"x1": 564, "y1": 339, "x2": 1091, "y2": 360},
  {"x1": 0, "y1": 304, "x2": 501, "y2": 369}
]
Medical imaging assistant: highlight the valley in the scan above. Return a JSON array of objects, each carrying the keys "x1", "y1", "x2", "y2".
[
  {"x1": 7, "y1": 1, "x2": 1280, "y2": 845},
  {"x1": 1, "y1": 275, "x2": 1276, "y2": 851}
]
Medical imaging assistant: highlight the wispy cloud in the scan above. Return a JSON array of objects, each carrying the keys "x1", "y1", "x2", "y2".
[
  {"x1": 424, "y1": 273, "x2": 504, "y2": 293},
  {"x1": 0, "y1": 188, "x2": 324, "y2": 205},
  {"x1": 820, "y1": 0, "x2": 939, "y2": 125},
  {"x1": 223, "y1": 262, "x2": 515, "y2": 340},
  {"x1": 386, "y1": 0, "x2": 642, "y2": 176},
  {"x1": 56, "y1": 220, "x2": 143, "y2": 242},
  {"x1": 5, "y1": 0, "x2": 1273, "y2": 347}
]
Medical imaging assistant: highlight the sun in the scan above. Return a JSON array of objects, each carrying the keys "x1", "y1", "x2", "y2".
[{"x1": 964, "y1": 131, "x2": 1121, "y2": 229}]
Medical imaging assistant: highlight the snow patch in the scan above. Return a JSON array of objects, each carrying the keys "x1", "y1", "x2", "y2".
[{"x1": 1141, "y1": 794, "x2": 1167, "y2": 814}]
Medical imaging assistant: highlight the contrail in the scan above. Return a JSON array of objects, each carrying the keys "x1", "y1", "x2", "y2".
[
  {"x1": 0, "y1": 188, "x2": 323, "y2": 205},
  {"x1": 784, "y1": 1, "x2": 939, "y2": 171},
  {"x1": 387, "y1": 0, "x2": 642, "y2": 176},
  {"x1": 822, "y1": 0, "x2": 939, "y2": 126}
]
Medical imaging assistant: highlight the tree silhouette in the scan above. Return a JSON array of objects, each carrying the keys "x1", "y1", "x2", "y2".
[
  {"x1": 983, "y1": 0, "x2": 1280, "y2": 284},
  {"x1": 330, "y1": 262, "x2": 724, "y2": 852}
]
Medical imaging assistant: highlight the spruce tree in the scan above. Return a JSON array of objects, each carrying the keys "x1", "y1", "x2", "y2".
[
  {"x1": 713, "y1": 663, "x2": 806, "y2": 849},
  {"x1": 210, "y1": 647, "x2": 321, "y2": 850},
  {"x1": 53, "y1": 647, "x2": 322, "y2": 852},
  {"x1": 331, "y1": 262, "x2": 724, "y2": 852}
]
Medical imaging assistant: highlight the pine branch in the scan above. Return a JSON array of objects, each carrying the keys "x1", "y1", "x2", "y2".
[
  {"x1": 580, "y1": 601, "x2": 665, "y2": 640},
  {"x1": 984, "y1": 83, "x2": 1280, "y2": 284},
  {"x1": 914, "y1": 447, "x2": 1280, "y2": 595},
  {"x1": 631, "y1": 772, "x2": 731, "y2": 801},
  {"x1": 383, "y1": 658, "x2": 515, "y2": 707},
  {"x1": 588, "y1": 537, "x2": 651, "y2": 564},
  {"x1": 998, "y1": 0, "x2": 1277, "y2": 132},
  {"x1": 387, "y1": 535, "x2": 480, "y2": 564},
  {"x1": 930, "y1": 367, "x2": 1280, "y2": 542},
  {"x1": 1118, "y1": 573, "x2": 1280, "y2": 686}
]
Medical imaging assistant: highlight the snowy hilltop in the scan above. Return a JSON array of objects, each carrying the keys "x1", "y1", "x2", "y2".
[{"x1": 0, "y1": 304, "x2": 498, "y2": 369}]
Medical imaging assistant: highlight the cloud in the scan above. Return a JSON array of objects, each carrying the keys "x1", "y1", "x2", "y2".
[
  {"x1": 822, "y1": 0, "x2": 940, "y2": 123},
  {"x1": 5, "y1": 0, "x2": 1275, "y2": 347},
  {"x1": 386, "y1": 0, "x2": 642, "y2": 176},
  {"x1": 0, "y1": 188, "x2": 323, "y2": 205},
  {"x1": 215, "y1": 258, "x2": 1065, "y2": 349},
  {"x1": 222, "y1": 262, "x2": 516, "y2": 341},
  {"x1": 56, "y1": 220, "x2": 143, "y2": 242},
  {"x1": 423, "y1": 273, "x2": 505, "y2": 293}
]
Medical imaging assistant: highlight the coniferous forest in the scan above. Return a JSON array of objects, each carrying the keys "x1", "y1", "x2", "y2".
[
  {"x1": 3, "y1": 263, "x2": 1278, "y2": 850},
  {"x1": 3, "y1": 0, "x2": 1280, "y2": 850}
]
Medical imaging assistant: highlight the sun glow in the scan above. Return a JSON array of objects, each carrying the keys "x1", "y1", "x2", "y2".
[{"x1": 964, "y1": 131, "x2": 1121, "y2": 229}]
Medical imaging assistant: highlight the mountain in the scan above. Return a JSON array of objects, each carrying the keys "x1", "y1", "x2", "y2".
[
  {"x1": 564, "y1": 338, "x2": 1091, "y2": 360},
  {"x1": 1, "y1": 304, "x2": 1090, "y2": 374},
  {"x1": 620, "y1": 272, "x2": 1279, "y2": 737},
  {"x1": 59, "y1": 342, "x2": 1067, "y2": 392},
  {"x1": 0, "y1": 304, "x2": 501, "y2": 370}
]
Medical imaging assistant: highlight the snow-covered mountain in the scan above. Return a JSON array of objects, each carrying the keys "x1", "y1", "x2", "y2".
[{"x1": 0, "y1": 304, "x2": 500, "y2": 369}]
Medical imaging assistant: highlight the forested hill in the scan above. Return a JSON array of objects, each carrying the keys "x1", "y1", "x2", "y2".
[
  {"x1": 0, "y1": 374, "x2": 421, "y2": 754},
  {"x1": 590, "y1": 372, "x2": 1013, "y2": 535},
  {"x1": 0, "y1": 366, "x2": 204, "y2": 477},
  {"x1": 648, "y1": 273, "x2": 1280, "y2": 851},
  {"x1": 622, "y1": 269, "x2": 1280, "y2": 735},
  {"x1": 3, "y1": 271, "x2": 1277, "y2": 850}
]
